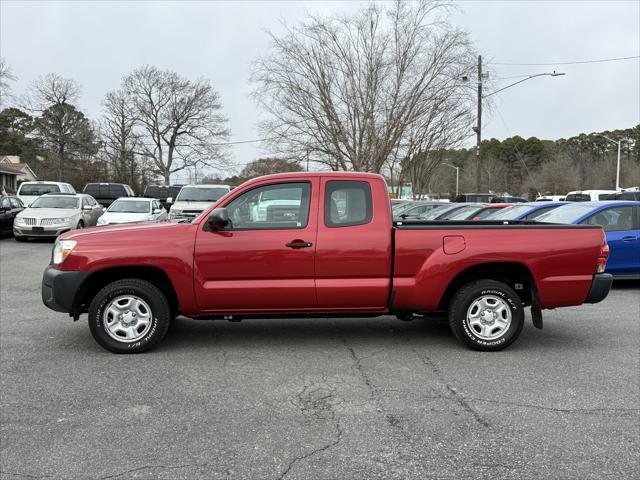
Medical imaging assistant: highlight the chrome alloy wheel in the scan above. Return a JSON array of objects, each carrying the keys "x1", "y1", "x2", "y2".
[
  {"x1": 103, "y1": 295, "x2": 152, "y2": 343},
  {"x1": 466, "y1": 295, "x2": 512, "y2": 341}
]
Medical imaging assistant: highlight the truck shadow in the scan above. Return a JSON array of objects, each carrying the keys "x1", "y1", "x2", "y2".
[{"x1": 158, "y1": 315, "x2": 582, "y2": 353}]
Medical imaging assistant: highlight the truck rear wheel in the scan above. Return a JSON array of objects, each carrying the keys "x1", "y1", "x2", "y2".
[
  {"x1": 448, "y1": 279, "x2": 524, "y2": 351},
  {"x1": 88, "y1": 279, "x2": 171, "y2": 354}
]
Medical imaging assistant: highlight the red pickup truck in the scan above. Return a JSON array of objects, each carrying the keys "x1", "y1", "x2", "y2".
[{"x1": 42, "y1": 172, "x2": 612, "y2": 353}]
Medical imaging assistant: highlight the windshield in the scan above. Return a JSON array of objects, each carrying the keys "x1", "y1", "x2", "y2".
[
  {"x1": 535, "y1": 204, "x2": 594, "y2": 224},
  {"x1": 176, "y1": 187, "x2": 228, "y2": 202},
  {"x1": 19, "y1": 184, "x2": 61, "y2": 196},
  {"x1": 420, "y1": 204, "x2": 461, "y2": 220},
  {"x1": 487, "y1": 205, "x2": 532, "y2": 220},
  {"x1": 30, "y1": 196, "x2": 79, "y2": 209},
  {"x1": 107, "y1": 200, "x2": 151, "y2": 213}
]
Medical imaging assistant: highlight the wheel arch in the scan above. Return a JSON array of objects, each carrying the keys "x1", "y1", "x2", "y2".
[
  {"x1": 438, "y1": 262, "x2": 536, "y2": 311},
  {"x1": 73, "y1": 266, "x2": 180, "y2": 319}
]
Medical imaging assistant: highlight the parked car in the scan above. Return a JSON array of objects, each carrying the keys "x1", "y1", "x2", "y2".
[
  {"x1": 0, "y1": 195, "x2": 25, "y2": 236},
  {"x1": 485, "y1": 202, "x2": 568, "y2": 221},
  {"x1": 454, "y1": 193, "x2": 496, "y2": 203},
  {"x1": 14, "y1": 193, "x2": 102, "y2": 241},
  {"x1": 16, "y1": 181, "x2": 76, "y2": 206},
  {"x1": 601, "y1": 190, "x2": 640, "y2": 201},
  {"x1": 83, "y1": 183, "x2": 135, "y2": 208},
  {"x1": 97, "y1": 197, "x2": 168, "y2": 226},
  {"x1": 42, "y1": 172, "x2": 612, "y2": 354},
  {"x1": 390, "y1": 199, "x2": 412, "y2": 211},
  {"x1": 143, "y1": 185, "x2": 183, "y2": 211},
  {"x1": 565, "y1": 190, "x2": 617, "y2": 202},
  {"x1": 440, "y1": 203, "x2": 511, "y2": 221},
  {"x1": 168, "y1": 184, "x2": 231, "y2": 221},
  {"x1": 490, "y1": 196, "x2": 527, "y2": 203},
  {"x1": 394, "y1": 201, "x2": 445, "y2": 220},
  {"x1": 536, "y1": 195, "x2": 566, "y2": 202},
  {"x1": 536, "y1": 201, "x2": 640, "y2": 279},
  {"x1": 417, "y1": 203, "x2": 485, "y2": 220}
]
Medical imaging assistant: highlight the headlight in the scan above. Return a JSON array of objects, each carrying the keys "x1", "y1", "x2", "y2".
[
  {"x1": 14, "y1": 216, "x2": 26, "y2": 225},
  {"x1": 97, "y1": 217, "x2": 107, "y2": 226},
  {"x1": 52, "y1": 239, "x2": 77, "y2": 265},
  {"x1": 169, "y1": 210, "x2": 181, "y2": 219},
  {"x1": 49, "y1": 217, "x2": 71, "y2": 225}
]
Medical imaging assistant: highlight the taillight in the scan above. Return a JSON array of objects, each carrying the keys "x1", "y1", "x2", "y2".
[{"x1": 596, "y1": 239, "x2": 609, "y2": 273}]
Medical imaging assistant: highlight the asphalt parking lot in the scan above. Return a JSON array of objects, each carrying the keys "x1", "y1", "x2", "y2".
[{"x1": 0, "y1": 237, "x2": 638, "y2": 480}]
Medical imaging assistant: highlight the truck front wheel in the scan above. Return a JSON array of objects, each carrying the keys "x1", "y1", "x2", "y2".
[
  {"x1": 448, "y1": 279, "x2": 524, "y2": 351},
  {"x1": 88, "y1": 279, "x2": 171, "y2": 354}
]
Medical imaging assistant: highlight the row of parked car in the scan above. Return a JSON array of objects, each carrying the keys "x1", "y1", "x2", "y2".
[{"x1": 0, "y1": 180, "x2": 232, "y2": 240}]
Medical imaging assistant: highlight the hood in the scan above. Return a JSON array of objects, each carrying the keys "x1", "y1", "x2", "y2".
[
  {"x1": 61, "y1": 219, "x2": 186, "y2": 240},
  {"x1": 170, "y1": 200, "x2": 215, "y2": 210},
  {"x1": 18, "y1": 208, "x2": 79, "y2": 219},
  {"x1": 100, "y1": 211, "x2": 152, "y2": 224}
]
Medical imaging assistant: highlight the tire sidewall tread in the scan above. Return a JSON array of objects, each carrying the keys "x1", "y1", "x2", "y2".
[
  {"x1": 448, "y1": 279, "x2": 524, "y2": 351},
  {"x1": 88, "y1": 278, "x2": 170, "y2": 354}
]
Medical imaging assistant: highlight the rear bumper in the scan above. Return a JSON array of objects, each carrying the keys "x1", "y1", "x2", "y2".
[
  {"x1": 41, "y1": 266, "x2": 90, "y2": 314},
  {"x1": 585, "y1": 273, "x2": 613, "y2": 304}
]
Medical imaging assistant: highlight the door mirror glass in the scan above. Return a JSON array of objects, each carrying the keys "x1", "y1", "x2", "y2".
[
  {"x1": 166, "y1": 197, "x2": 173, "y2": 204},
  {"x1": 83, "y1": 205, "x2": 92, "y2": 211},
  {"x1": 153, "y1": 208, "x2": 163, "y2": 214},
  {"x1": 207, "y1": 208, "x2": 229, "y2": 230}
]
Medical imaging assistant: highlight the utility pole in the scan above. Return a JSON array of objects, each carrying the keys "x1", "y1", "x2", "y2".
[
  {"x1": 600, "y1": 134, "x2": 625, "y2": 190},
  {"x1": 443, "y1": 163, "x2": 460, "y2": 196},
  {"x1": 475, "y1": 55, "x2": 483, "y2": 192}
]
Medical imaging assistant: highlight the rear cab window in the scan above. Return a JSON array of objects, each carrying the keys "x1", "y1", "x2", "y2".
[
  {"x1": 324, "y1": 181, "x2": 373, "y2": 227},
  {"x1": 18, "y1": 184, "x2": 61, "y2": 195}
]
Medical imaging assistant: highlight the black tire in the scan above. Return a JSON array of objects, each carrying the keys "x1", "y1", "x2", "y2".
[
  {"x1": 76, "y1": 220, "x2": 84, "y2": 229},
  {"x1": 448, "y1": 279, "x2": 524, "y2": 351},
  {"x1": 88, "y1": 279, "x2": 171, "y2": 354}
]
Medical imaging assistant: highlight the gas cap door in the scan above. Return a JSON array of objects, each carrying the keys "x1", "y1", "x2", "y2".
[{"x1": 443, "y1": 235, "x2": 466, "y2": 255}]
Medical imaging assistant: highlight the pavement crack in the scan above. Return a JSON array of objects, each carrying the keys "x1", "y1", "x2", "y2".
[
  {"x1": 466, "y1": 397, "x2": 640, "y2": 416},
  {"x1": 99, "y1": 463, "x2": 201, "y2": 479},
  {"x1": 0, "y1": 471, "x2": 53, "y2": 479},
  {"x1": 276, "y1": 419, "x2": 343, "y2": 480},
  {"x1": 415, "y1": 350, "x2": 490, "y2": 428}
]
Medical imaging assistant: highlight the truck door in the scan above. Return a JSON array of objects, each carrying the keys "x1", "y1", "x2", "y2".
[
  {"x1": 193, "y1": 179, "x2": 318, "y2": 311},
  {"x1": 314, "y1": 177, "x2": 392, "y2": 310}
]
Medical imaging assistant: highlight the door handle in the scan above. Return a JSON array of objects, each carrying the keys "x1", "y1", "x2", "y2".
[
  {"x1": 286, "y1": 240, "x2": 313, "y2": 249},
  {"x1": 622, "y1": 236, "x2": 637, "y2": 242}
]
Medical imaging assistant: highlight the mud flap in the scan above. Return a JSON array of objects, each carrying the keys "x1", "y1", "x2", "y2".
[{"x1": 530, "y1": 286, "x2": 543, "y2": 330}]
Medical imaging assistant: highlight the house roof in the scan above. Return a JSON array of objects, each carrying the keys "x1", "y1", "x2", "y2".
[
  {"x1": 0, "y1": 165, "x2": 21, "y2": 175},
  {"x1": 0, "y1": 162, "x2": 38, "y2": 179}
]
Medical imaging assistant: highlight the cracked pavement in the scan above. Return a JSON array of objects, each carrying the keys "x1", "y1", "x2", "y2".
[{"x1": 1, "y1": 238, "x2": 639, "y2": 479}]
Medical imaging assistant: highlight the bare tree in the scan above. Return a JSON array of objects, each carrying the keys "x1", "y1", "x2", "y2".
[
  {"x1": 252, "y1": 0, "x2": 475, "y2": 173},
  {"x1": 122, "y1": 66, "x2": 230, "y2": 185},
  {"x1": 24, "y1": 73, "x2": 81, "y2": 113},
  {"x1": 0, "y1": 58, "x2": 16, "y2": 107},
  {"x1": 101, "y1": 89, "x2": 145, "y2": 185}
]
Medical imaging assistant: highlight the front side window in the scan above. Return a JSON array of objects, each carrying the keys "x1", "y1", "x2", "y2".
[
  {"x1": 580, "y1": 206, "x2": 634, "y2": 231},
  {"x1": 325, "y1": 181, "x2": 372, "y2": 227},
  {"x1": 224, "y1": 182, "x2": 311, "y2": 230}
]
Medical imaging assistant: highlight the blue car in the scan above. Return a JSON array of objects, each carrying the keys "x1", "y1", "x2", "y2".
[
  {"x1": 485, "y1": 201, "x2": 568, "y2": 221},
  {"x1": 536, "y1": 201, "x2": 640, "y2": 279}
]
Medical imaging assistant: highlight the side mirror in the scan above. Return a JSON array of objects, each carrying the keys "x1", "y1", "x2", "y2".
[
  {"x1": 153, "y1": 208, "x2": 163, "y2": 214},
  {"x1": 102, "y1": 207, "x2": 106, "y2": 212},
  {"x1": 83, "y1": 205, "x2": 92, "y2": 211},
  {"x1": 166, "y1": 197, "x2": 173, "y2": 204},
  {"x1": 207, "y1": 208, "x2": 229, "y2": 230}
]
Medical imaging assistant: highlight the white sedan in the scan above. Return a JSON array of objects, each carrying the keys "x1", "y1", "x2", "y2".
[{"x1": 97, "y1": 198, "x2": 168, "y2": 226}]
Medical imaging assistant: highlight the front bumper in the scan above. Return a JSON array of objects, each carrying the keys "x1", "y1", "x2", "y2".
[
  {"x1": 584, "y1": 273, "x2": 613, "y2": 304},
  {"x1": 41, "y1": 266, "x2": 90, "y2": 314},
  {"x1": 14, "y1": 226, "x2": 71, "y2": 238}
]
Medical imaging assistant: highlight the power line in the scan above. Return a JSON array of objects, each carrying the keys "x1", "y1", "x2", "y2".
[{"x1": 491, "y1": 55, "x2": 639, "y2": 66}]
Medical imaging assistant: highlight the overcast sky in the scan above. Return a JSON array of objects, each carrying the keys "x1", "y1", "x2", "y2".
[{"x1": 1, "y1": 0, "x2": 639, "y2": 181}]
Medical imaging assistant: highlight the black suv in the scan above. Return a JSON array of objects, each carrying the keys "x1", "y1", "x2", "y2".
[
  {"x1": 142, "y1": 185, "x2": 182, "y2": 211},
  {"x1": 83, "y1": 183, "x2": 135, "y2": 207}
]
